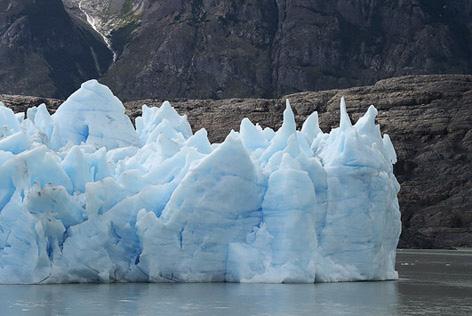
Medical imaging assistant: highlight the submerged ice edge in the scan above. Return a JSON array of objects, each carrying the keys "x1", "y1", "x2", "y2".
[{"x1": 0, "y1": 80, "x2": 401, "y2": 284}]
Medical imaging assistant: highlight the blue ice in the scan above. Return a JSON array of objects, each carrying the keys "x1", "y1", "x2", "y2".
[{"x1": 0, "y1": 80, "x2": 401, "y2": 284}]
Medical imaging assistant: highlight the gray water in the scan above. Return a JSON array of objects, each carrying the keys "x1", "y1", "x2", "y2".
[{"x1": 0, "y1": 250, "x2": 471, "y2": 315}]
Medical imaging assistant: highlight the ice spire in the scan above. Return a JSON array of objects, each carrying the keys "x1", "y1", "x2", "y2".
[
  {"x1": 240, "y1": 118, "x2": 267, "y2": 150},
  {"x1": 258, "y1": 100, "x2": 297, "y2": 163},
  {"x1": 282, "y1": 99, "x2": 296, "y2": 134},
  {"x1": 301, "y1": 111, "x2": 322, "y2": 144},
  {"x1": 355, "y1": 105, "x2": 380, "y2": 139},
  {"x1": 339, "y1": 97, "x2": 352, "y2": 130}
]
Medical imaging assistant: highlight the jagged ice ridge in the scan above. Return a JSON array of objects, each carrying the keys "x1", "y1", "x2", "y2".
[{"x1": 0, "y1": 80, "x2": 401, "y2": 284}]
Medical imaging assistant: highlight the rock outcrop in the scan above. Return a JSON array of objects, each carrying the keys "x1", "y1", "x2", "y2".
[{"x1": 1, "y1": 74, "x2": 471, "y2": 248}]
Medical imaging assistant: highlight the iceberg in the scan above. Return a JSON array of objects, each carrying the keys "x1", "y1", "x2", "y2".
[{"x1": 0, "y1": 80, "x2": 401, "y2": 284}]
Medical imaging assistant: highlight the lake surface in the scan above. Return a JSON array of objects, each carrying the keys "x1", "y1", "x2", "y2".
[{"x1": 0, "y1": 249, "x2": 471, "y2": 315}]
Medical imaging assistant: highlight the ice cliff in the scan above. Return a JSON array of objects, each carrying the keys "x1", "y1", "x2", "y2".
[{"x1": 0, "y1": 80, "x2": 401, "y2": 284}]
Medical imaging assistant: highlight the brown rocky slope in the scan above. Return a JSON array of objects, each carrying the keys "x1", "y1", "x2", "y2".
[{"x1": 1, "y1": 74, "x2": 471, "y2": 249}]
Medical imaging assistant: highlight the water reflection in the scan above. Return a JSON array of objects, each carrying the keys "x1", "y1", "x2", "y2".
[
  {"x1": 0, "y1": 282, "x2": 400, "y2": 316},
  {"x1": 0, "y1": 250, "x2": 471, "y2": 316}
]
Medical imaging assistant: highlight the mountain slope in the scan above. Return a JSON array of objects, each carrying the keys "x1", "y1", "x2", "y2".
[
  {"x1": 0, "y1": 0, "x2": 471, "y2": 100},
  {"x1": 100, "y1": 0, "x2": 472, "y2": 100},
  {"x1": 63, "y1": 0, "x2": 144, "y2": 60},
  {"x1": 0, "y1": 0, "x2": 113, "y2": 98}
]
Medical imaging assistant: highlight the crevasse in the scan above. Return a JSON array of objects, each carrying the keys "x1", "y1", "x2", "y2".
[{"x1": 0, "y1": 80, "x2": 401, "y2": 284}]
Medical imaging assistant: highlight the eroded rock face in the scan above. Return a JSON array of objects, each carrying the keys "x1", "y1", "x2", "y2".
[
  {"x1": 99, "y1": 0, "x2": 279, "y2": 100},
  {"x1": 63, "y1": 0, "x2": 144, "y2": 60},
  {"x1": 0, "y1": 0, "x2": 113, "y2": 98},
  {"x1": 0, "y1": 94, "x2": 62, "y2": 113},
  {"x1": 2, "y1": 74, "x2": 471, "y2": 248},
  {"x1": 1, "y1": 0, "x2": 471, "y2": 99},
  {"x1": 79, "y1": 0, "x2": 472, "y2": 100},
  {"x1": 270, "y1": 0, "x2": 472, "y2": 96}
]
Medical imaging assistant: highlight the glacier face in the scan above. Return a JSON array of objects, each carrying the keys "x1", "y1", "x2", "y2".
[{"x1": 0, "y1": 80, "x2": 401, "y2": 284}]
